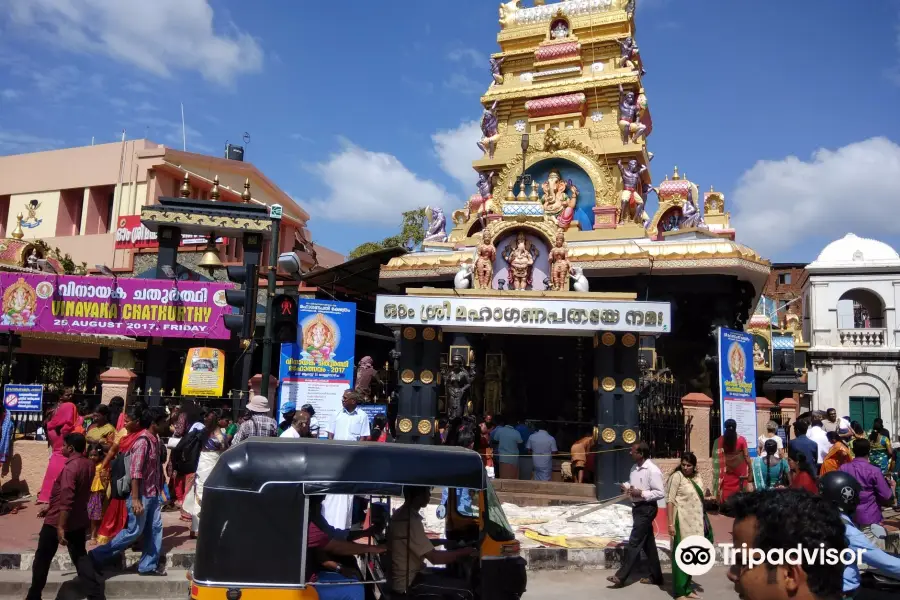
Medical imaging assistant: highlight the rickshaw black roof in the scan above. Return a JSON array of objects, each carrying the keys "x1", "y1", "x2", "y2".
[{"x1": 205, "y1": 437, "x2": 487, "y2": 493}]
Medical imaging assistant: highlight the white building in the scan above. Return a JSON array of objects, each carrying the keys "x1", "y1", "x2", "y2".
[{"x1": 802, "y1": 234, "x2": 900, "y2": 434}]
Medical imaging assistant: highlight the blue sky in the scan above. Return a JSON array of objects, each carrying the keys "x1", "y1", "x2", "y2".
[{"x1": 1, "y1": 0, "x2": 899, "y2": 263}]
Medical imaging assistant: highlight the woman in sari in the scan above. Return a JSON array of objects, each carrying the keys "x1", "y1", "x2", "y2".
[
  {"x1": 667, "y1": 452, "x2": 712, "y2": 600},
  {"x1": 751, "y1": 439, "x2": 789, "y2": 490},
  {"x1": 848, "y1": 421, "x2": 867, "y2": 457},
  {"x1": 821, "y1": 431, "x2": 851, "y2": 475},
  {"x1": 184, "y1": 409, "x2": 226, "y2": 539},
  {"x1": 788, "y1": 447, "x2": 818, "y2": 494},
  {"x1": 712, "y1": 419, "x2": 754, "y2": 505},
  {"x1": 868, "y1": 418, "x2": 894, "y2": 477},
  {"x1": 95, "y1": 405, "x2": 146, "y2": 544},
  {"x1": 36, "y1": 398, "x2": 77, "y2": 504},
  {"x1": 85, "y1": 405, "x2": 116, "y2": 450}
]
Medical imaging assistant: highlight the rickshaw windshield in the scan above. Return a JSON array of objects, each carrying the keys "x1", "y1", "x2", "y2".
[{"x1": 484, "y1": 480, "x2": 515, "y2": 540}]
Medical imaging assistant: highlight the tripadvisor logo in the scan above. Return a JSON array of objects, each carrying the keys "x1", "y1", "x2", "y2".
[{"x1": 674, "y1": 536, "x2": 865, "y2": 577}]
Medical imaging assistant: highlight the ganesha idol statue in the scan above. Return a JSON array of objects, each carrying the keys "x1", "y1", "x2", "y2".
[{"x1": 540, "y1": 169, "x2": 578, "y2": 231}]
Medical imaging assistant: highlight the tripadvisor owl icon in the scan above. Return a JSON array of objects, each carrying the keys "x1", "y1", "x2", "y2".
[{"x1": 675, "y1": 536, "x2": 716, "y2": 577}]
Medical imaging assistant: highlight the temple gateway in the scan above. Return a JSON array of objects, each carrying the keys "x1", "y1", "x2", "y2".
[{"x1": 374, "y1": 0, "x2": 769, "y2": 499}]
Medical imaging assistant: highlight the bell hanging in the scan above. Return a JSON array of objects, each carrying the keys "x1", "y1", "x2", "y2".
[{"x1": 198, "y1": 237, "x2": 223, "y2": 273}]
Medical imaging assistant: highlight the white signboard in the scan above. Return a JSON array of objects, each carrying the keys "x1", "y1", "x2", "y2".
[
  {"x1": 375, "y1": 295, "x2": 671, "y2": 334},
  {"x1": 280, "y1": 379, "x2": 345, "y2": 439}
]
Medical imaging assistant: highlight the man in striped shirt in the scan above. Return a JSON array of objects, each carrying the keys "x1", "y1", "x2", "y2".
[
  {"x1": 232, "y1": 396, "x2": 277, "y2": 445},
  {"x1": 90, "y1": 406, "x2": 168, "y2": 576}
]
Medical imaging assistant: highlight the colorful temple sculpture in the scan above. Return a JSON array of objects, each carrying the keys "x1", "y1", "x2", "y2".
[{"x1": 374, "y1": 0, "x2": 770, "y2": 498}]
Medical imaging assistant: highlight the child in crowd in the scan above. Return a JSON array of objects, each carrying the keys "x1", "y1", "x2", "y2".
[{"x1": 87, "y1": 443, "x2": 107, "y2": 545}]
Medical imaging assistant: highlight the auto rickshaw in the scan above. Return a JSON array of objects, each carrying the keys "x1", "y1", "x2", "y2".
[{"x1": 189, "y1": 438, "x2": 526, "y2": 600}]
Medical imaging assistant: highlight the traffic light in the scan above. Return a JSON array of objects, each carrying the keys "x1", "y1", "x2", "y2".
[
  {"x1": 273, "y1": 294, "x2": 298, "y2": 343},
  {"x1": 223, "y1": 264, "x2": 258, "y2": 340}
]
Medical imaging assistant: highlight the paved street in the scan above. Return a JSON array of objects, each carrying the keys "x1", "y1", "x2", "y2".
[{"x1": 523, "y1": 567, "x2": 738, "y2": 599}]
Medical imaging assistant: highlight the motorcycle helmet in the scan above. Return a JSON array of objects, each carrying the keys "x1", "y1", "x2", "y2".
[{"x1": 818, "y1": 471, "x2": 861, "y2": 515}]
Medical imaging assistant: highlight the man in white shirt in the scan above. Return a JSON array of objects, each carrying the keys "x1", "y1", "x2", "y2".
[
  {"x1": 807, "y1": 412, "x2": 832, "y2": 468},
  {"x1": 279, "y1": 411, "x2": 311, "y2": 439},
  {"x1": 525, "y1": 423, "x2": 558, "y2": 481},
  {"x1": 323, "y1": 390, "x2": 371, "y2": 530},
  {"x1": 607, "y1": 442, "x2": 665, "y2": 589}
]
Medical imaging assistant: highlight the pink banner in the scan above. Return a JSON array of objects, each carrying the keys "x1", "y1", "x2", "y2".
[{"x1": 0, "y1": 273, "x2": 235, "y2": 340}]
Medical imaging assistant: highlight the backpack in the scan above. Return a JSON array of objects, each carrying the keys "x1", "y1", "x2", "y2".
[
  {"x1": 110, "y1": 436, "x2": 150, "y2": 500},
  {"x1": 171, "y1": 429, "x2": 204, "y2": 475}
]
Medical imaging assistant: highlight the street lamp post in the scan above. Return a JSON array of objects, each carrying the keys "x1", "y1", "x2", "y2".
[{"x1": 259, "y1": 204, "x2": 283, "y2": 400}]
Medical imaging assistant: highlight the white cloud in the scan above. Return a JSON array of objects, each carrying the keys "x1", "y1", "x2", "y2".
[
  {"x1": 431, "y1": 120, "x2": 482, "y2": 193},
  {"x1": 298, "y1": 141, "x2": 457, "y2": 226},
  {"x1": 887, "y1": 17, "x2": 900, "y2": 85},
  {"x1": 444, "y1": 72, "x2": 484, "y2": 95},
  {"x1": 448, "y1": 47, "x2": 485, "y2": 68},
  {"x1": 0, "y1": 130, "x2": 65, "y2": 154},
  {"x1": 7, "y1": 0, "x2": 263, "y2": 86},
  {"x1": 731, "y1": 137, "x2": 900, "y2": 256},
  {"x1": 290, "y1": 133, "x2": 314, "y2": 143},
  {"x1": 1, "y1": 89, "x2": 20, "y2": 100},
  {"x1": 135, "y1": 101, "x2": 157, "y2": 112}
]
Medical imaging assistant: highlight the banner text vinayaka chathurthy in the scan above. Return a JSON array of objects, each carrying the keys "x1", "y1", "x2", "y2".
[{"x1": 0, "y1": 273, "x2": 234, "y2": 339}]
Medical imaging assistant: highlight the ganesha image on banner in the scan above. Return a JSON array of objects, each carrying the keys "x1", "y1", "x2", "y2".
[
  {"x1": 727, "y1": 341, "x2": 746, "y2": 385},
  {"x1": 2, "y1": 278, "x2": 38, "y2": 327},
  {"x1": 301, "y1": 313, "x2": 340, "y2": 364}
]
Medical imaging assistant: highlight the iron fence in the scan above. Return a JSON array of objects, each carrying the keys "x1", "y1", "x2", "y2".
[
  {"x1": 638, "y1": 371, "x2": 687, "y2": 459},
  {"x1": 770, "y1": 405, "x2": 792, "y2": 449},
  {"x1": 709, "y1": 400, "x2": 722, "y2": 458}
]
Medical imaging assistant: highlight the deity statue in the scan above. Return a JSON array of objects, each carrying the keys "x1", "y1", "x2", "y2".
[
  {"x1": 618, "y1": 84, "x2": 648, "y2": 145},
  {"x1": 355, "y1": 356, "x2": 380, "y2": 401},
  {"x1": 490, "y1": 56, "x2": 505, "y2": 86},
  {"x1": 551, "y1": 20, "x2": 569, "y2": 39},
  {"x1": 502, "y1": 232, "x2": 538, "y2": 291},
  {"x1": 463, "y1": 171, "x2": 496, "y2": 222},
  {"x1": 424, "y1": 206, "x2": 448, "y2": 243},
  {"x1": 679, "y1": 189, "x2": 705, "y2": 229},
  {"x1": 549, "y1": 230, "x2": 571, "y2": 292},
  {"x1": 454, "y1": 262, "x2": 474, "y2": 289},
  {"x1": 617, "y1": 159, "x2": 648, "y2": 225},
  {"x1": 753, "y1": 342, "x2": 769, "y2": 369},
  {"x1": 26, "y1": 249, "x2": 39, "y2": 270},
  {"x1": 616, "y1": 37, "x2": 645, "y2": 75},
  {"x1": 477, "y1": 101, "x2": 500, "y2": 159},
  {"x1": 303, "y1": 314, "x2": 336, "y2": 364},
  {"x1": 474, "y1": 229, "x2": 496, "y2": 289},
  {"x1": 1, "y1": 278, "x2": 37, "y2": 327},
  {"x1": 446, "y1": 355, "x2": 471, "y2": 419},
  {"x1": 540, "y1": 169, "x2": 578, "y2": 230},
  {"x1": 624, "y1": 0, "x2": 636, "y2": 18},
  {"x1": 569, "y1": 266, "x2": 589, "y2": 292}
]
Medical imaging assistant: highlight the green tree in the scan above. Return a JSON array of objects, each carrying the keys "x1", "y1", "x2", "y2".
[{"x1": 348, "y1": 207, "x2": 428, "y2": 260}]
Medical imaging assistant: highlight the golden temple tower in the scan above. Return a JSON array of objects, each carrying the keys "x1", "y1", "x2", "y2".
[{"x1": 450, "y1": 0, "x2": 674, "y2": 243}]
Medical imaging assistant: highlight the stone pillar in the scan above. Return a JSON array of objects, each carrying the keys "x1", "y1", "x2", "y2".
[
  {"x1": 779, "y1": 397, "x2": 798, "y2": 427},
  {"x1": 249, "y1": 374, "x2": 279, "y2": 415},
  {"x1": 756, "y1": 397, "x2": 774, "y2": 445},
  {"x1": 681, "y1": 393, "x2": 713, "y2": 457},
  {"x1": 99, "y1": 368, "x2": 137, "y2": 407}
]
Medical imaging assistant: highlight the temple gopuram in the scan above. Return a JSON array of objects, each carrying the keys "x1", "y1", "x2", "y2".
[{"x1": 374, "y1": 0, "x2": 769, "y2": 497}]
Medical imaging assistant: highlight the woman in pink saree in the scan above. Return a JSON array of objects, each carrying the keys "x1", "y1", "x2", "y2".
[{"x1": 36, "y1": 400, "x2": 77, "y2": 504}]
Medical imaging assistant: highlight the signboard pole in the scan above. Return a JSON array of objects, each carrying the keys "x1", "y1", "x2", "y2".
[{"x1": 260, "y1": 206, "x2": 282, "y2": 400}]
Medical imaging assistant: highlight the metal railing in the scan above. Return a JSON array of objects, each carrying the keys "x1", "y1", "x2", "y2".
[{"x1": 638, "y1": 371, "x2": 687, "y2": 459}]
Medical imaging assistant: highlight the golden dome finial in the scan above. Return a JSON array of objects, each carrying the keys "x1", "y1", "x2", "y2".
[
  {"x1": 241, "y1": 178, "x2": 252, "y2": 203},
  {"x1": 672, "y1": 166, "x2": 680, "y2": 180},
  {"x1": 710, "y1": 185, "x2": 715, "y2": 192},
  {"x1": 11, "y1": 213, "x2": 24, "y2": 240},
  {"x1": 180, "y1": 173, "x2": 191, "y2": 198},
  {"x1": 210, "y1": 175, "x2": 220, "y2": 201}
]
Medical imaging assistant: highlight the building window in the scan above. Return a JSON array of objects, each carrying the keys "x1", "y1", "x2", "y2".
[
  {"x1": 778, "y1": 273, "x2": 792, "y2": 285},
  {"x1": 848, "y1": 396, "x2": 880, "y2": 431}
]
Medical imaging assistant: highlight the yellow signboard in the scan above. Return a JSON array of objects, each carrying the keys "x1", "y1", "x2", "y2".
[{"x1": 181, "y1": 347, "x2": 225, "y2": 397}]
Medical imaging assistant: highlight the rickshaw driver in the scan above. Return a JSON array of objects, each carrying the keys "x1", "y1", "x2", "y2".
[{"x1": 389, "y1": 487, "x2": 477, "y2": 595}]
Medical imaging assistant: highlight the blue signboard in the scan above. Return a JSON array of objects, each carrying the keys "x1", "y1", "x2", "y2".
[
  {"x1": 717, "y1": 327, "x2": 759, "y2": 457},
  {"x1": 3, "y1": 384, "x2": 43, "y2": 413},
  {"x1": 358, "y1": 404, "x2": 387, "y2": 424},
  {"x1": 278, "y1": 299, "x2": 356, "y2": 435}
]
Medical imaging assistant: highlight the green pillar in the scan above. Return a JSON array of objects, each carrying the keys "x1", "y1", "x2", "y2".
[{"x1": 594, "y1": 331, "x2": 641, "y2": 502}]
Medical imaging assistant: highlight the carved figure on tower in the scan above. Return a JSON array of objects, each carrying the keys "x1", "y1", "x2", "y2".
[
  {"x1": 616, "y1": 37, "x2": 645, "y2": 75},
  {"x1": 490, "y1": 56, "x2": 505, "y2": 86},
  {"x1": 618, "y1": 159, "x2": 648, "y2": 224},
  {"x1": 551, "y1": 19, "x2": 569, "y2": 39},
  {"x1": 424, "y1": 206, "x2": 448, "y2": 243},
  {"x1": 541, "y1": 169, "x2": 578, "y2": 231},
  {"x1": 446, "y1": 355, "x2": 471, "y2": 419},
  {"x1": 624, "y1": 0, "x2": 636, "y2": 18},
  {"x1": 477, "y1": 100, "x2": 500, "y2": 159},
  {"x1": 355, "y1": 356, "x2": 380, "y2": 401},
  {"x1": 549, "y1": 230, "x2": 571, "y2": 292},
  {"x1": 474, "y1": 229, "x2": 496, "y2": 289},
  {"x1": 502, "y1": 232, "x2": 538, "y2": 291},
  {"x1": 618, "y1": 84, "x2": 648, "y2": 145},
  {"x1": 679, "y1": 189, "x2": 705, "y2": 229}
]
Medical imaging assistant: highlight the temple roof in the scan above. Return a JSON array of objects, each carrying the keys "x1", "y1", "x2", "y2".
[{"x1": 807, "y1": 233, "x2": 900, "y2": 271}]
